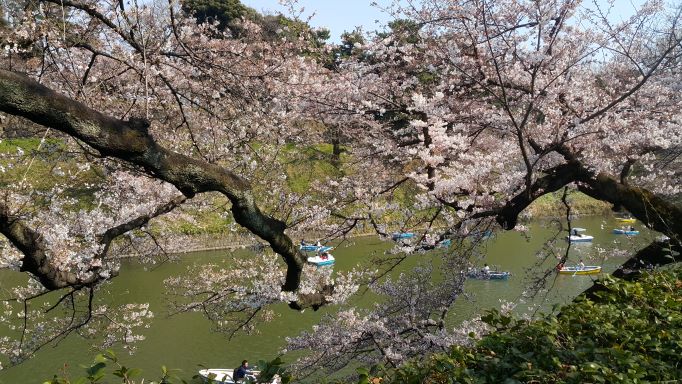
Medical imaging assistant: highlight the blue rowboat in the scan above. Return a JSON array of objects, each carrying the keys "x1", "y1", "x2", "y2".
[
  {"x1": 466, "y1": 271, "x2": 511, "y2": 280},
  {"x1": 299, "y1": 244, "x2": 334, "y2": 252},
  {"x1": 421, "y1": 238, "x2": 452, "y2": 248},
  {"x1": 437, "y1": 239, "x2": 452, "y2": 248},
  {"x1": 468, "y1": 229, "x2": 493, "y2": 240},
  {"x1": 612, "y1": 229, "x2": 639, "y2": 235},
  {"x1": 392, "y1": 232, "x2": 415, "y2": 240}
]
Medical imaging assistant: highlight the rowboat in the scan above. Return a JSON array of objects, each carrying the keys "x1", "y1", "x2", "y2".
[
  {"x1": 307, "y1": 254, "x2": 335, "y2": 266},
  {"x1": 421, "y1": 239, "x2": 452, "y2": 248},
  {"x1": 467, "y1": 271, "x2": 511, "y2": 280},
  {"x1": 566, "y1": 234, "x2": 594, "y2": 242},
  {"x1": 437, "y1": 239, "x2": 452, "y2": 248},
  {"x1": 612, "y1": 229, "x2": 639, "y2": 235},
  {"x1": 616, "y1": 217, "x2": 636, "y2": 224},
  {"x1": 468, "y1": 229, "x2": 493, "y2": 240},
  {"x1": 198, "y1": 369, "x2": 259, "y2": 384},
  {"x1": 299, "y1": 244, "x2": 333, "y2": 253},
  {"x1": 558, "y1": 266, "x2": 601, "y2": 275},
  {"x1": 392, "y1": 232, "x2": 415, "y2": 240}
]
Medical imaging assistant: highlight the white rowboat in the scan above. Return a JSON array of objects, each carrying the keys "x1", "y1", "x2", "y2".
[{"x1": 566, "y1": 234, "x2": 594, "y2": 242}]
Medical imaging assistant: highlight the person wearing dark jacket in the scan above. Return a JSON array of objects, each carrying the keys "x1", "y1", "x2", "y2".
[{"x1": 234, "y1": 360, "x2": 252, "y2": 382}]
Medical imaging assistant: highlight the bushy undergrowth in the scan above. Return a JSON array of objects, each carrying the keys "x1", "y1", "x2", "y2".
[{"x1": 377, "y1": 269, "x2": 682, "y2": 384}]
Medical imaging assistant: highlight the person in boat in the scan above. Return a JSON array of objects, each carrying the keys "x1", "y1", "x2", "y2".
[
  {"x1": 320, "y1": 251, "x2": 329, "y2": 260},
  {"x1": 316, "y1": 240, "x2": 322, "y2": 247},
  {"x1": 300, "y1": 240, "x2": 307, "y2": 246},
  {"x1": 572, "y1": 228, "x2": 578, "y2": 236},
  {"x1": 482, "y1": 263, "x2": 490, "y2": 274},
  {"x1": 579, "y1": 259, "x2": 585, "y2": 270},
  {"x1": 234, "y1": 360, "x2": 253, "y2": 382},
  {"x1": 629, "y1": 226, "x2": 635, "y2": 231},
  {"x1": 556, "y1": 262, "x2": 565, "y2": 271}
]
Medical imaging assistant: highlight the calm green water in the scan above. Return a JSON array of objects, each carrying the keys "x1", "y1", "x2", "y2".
[{"x1": 0, "y1": 216, "x2": 655, "y2": 383}]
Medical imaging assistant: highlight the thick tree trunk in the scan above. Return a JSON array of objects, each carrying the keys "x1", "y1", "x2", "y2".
[
  {"x1": 578, "y1": 172, "x2": 682, "y2": 242},
  {"x1": 497, "y1": 161, "x2": 681, "y2": 279},
  {"x1": 331, "y1": 136, "x2": 341, "y2": 167}
]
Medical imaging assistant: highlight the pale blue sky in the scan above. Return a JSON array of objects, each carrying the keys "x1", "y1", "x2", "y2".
[
  {"x1": 241, "y1": 0, "x2": 649, "y2": 42},
  {"x1": 241, "y1": 0, "x2": 392, "y2": 40}
]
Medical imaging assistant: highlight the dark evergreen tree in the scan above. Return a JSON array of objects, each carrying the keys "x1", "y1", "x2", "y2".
[{"x1": 181, "y1": 0, "x2": 257, "y2": 35}]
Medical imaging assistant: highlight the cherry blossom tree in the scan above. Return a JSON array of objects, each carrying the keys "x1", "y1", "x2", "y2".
[
  {"x1": 0, "y1": 0, "x2": 351, "y2": 363},
  {"x1": 292, "y1": 0, "x2": 681, "y2": 249},
  {"x1": 271, "y1": 0, "x2": 682, "y2": 375},
  {"x1": 0, "y1": 0, "x2": 680, "y2": 376}
]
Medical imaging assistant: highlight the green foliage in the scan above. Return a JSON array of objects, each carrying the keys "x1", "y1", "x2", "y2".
[
  {"x1": 326, "y1": 29, "x2": 367, "y2": 69},
  {"x1": 181, "y1": 0, "x2": 329, "y2": 49},
  {"x1": 255, "y1": 357, "x2": 292, "y2": 383},
  {"x1": 337, "y1": 30, "x2": 365, "y2": 60},
  {"x1": 376, "y1": 19, "x2": 422, "y2": 44},
  {"x1": 181, "y1": 0, "x2": 257, "y2": 33},
  {"x1": 379, "y1": 270, "x2": 682, "y2": 383},
  {"x1": 43, "y1": 350, "x2": 189, "y2": 384}
]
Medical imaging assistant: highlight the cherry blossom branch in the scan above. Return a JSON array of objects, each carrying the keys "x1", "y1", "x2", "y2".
[
  {"x1": 0, "y1": 201, "x2": 89, "y2": 289},
  {"x1": 0, "y1": 70, "x2": 311, "y2": 301}
]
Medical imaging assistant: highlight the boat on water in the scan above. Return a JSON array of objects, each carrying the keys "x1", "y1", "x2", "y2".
[
  {"x1": 299, "y1": 244, "x2": 333, "y2": 252},
  {"x1": 616, "y1": 217, "x2": 636, "y2": 224},
  {"x1": 437, "y1": 239, "x2": 452, "y2": 248},
  {"x1": 466, "y1": 270, "x2": 511, "y2": 280},
  {"x1": 566, "y1": 234, "x2": 594, "y2": 242},
  {"x1": 558, "y1": 266, "x2": 602, "y2": 275},
  {"x1": 468, "y1": 229, "x2": 493, "y2": 240},
  {"x1": 612, "y1": 228, "x2": 639, "y2": 235},
  {"x1": 392, "y1": 232, "x2": 415, "y2": 240},
  {"x1": 198, "y1": 369, "x2": 260, "y2": 384},
  {"x1": 420, "y1": 238, "x2": 452, "y2": 249},
  {"x1": 657, "y1": 234, "x2": 670, "y2": 242},
  {"x1": 307, "y1": 254, "x2": 335, "y2": 266}
]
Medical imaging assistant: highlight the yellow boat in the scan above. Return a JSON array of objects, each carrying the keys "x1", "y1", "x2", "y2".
[
  {"x1": 616, "y1": 218, "x2": 636, "y2": 224},
  {"x1": 558, "y1": 266, "x2": 602, "y2": 275}
]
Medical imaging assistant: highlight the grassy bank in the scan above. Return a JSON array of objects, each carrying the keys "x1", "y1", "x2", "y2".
[{"x1": 524, "y1": 191, "x2": 612, "y2": 219}]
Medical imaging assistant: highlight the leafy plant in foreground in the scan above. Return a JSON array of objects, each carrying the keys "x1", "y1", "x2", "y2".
[{"x1": 382, "y1": 270, "x2": 682, "y2": 383}]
